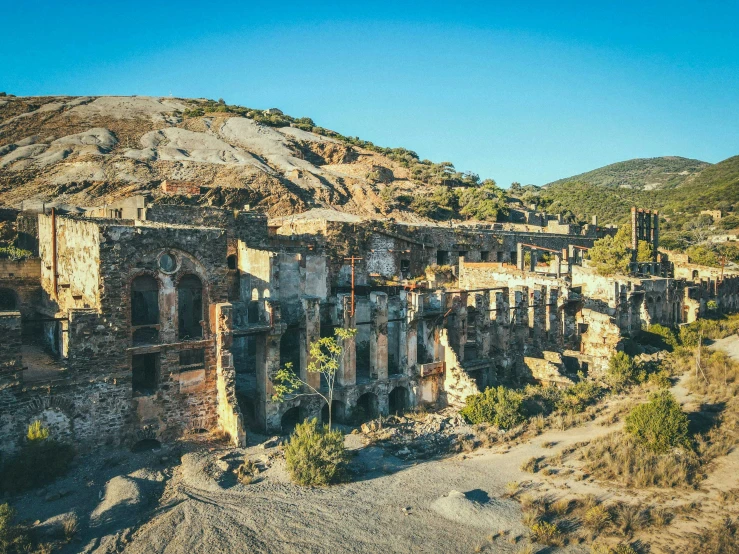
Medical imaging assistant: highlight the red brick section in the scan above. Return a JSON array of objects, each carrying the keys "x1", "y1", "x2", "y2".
[{"x1": 161, "y1": 180, "x2": 201, "y2": 195}]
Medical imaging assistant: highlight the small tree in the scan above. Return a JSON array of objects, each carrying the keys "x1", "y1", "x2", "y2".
[
  {"x1": 272, "y1": 328, "x2": 357, "y2": 430},
  {"x1": 588, "y1": 225, "x2": 632, "y2": 276},
  {"x1": 285, "y1": 418, "x2": 349, "y2": 486}
]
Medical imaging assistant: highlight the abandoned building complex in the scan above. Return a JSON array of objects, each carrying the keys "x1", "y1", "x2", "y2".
[{"x1": 1, "y1": 197, "x2": 737, "y2": 453}]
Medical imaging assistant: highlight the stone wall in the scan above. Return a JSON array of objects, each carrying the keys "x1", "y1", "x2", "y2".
[
  {"x1": 0, "y1": 258, "x2": 42, "y2": 318},
  {"x1": 0, "y1": 312, "x2": 22, "y2": 378}
]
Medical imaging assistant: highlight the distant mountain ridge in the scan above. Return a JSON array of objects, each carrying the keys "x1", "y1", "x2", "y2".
[{"x1": 544, "y1": 156, "x2": 710, "y2": 191}]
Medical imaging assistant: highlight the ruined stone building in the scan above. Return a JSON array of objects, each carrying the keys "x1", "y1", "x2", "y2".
[{"x1": 1, "y1": 201, "x2": 737, "y2": 454}]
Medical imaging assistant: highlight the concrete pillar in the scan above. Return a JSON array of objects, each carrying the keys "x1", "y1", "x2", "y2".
[
  {"x1": 369, "y1": 292, "x2": 388, "y2": 381},
  {"x1": 338, "y1": 295, "x2": 356, "y2": 386},
  {"x1": 301, "y1": 297, "x2": 321, "y2": 390}
]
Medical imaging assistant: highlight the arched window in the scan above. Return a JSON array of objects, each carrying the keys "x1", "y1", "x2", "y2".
[
  {"x1": 131, "y1": 276, "x2": 159, "y2": 326},
  {"x1": 178, "y1": 274, "x2": 203, "y2": 339},
  {"x1": 227, "y1": 254, "x2": 237, "y2": 270}
]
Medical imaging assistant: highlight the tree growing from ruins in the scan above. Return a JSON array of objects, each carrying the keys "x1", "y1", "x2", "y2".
[
  {"x1": 272, "y1": 327, "x2": 357, "y2": 430},
  {"x1": 587, "y1": 225, "x2": 632, "y2": 276}
]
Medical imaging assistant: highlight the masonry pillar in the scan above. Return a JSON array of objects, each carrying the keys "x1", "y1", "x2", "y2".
[
  {"x1": 369, "y1": 292, "x2": 388, "y2": 381},
  {"x1": 301, "y1": 297, "x2": 321, "y2": 390},
  {"x1": 532, "y1": 286, "x2": 546, "y2": 347},
  {"x1": 530, "y1": 250, "x2": 537, "y2": 272},
  {"x1": 338, "y1": 294, "x2": 356, "y2": 386},
  {"x1": 214, "y1": 303, "x2": 246, "y2": 446},
  {"x1": 261, "y1": 300, "x2": 283, "y2": 432},
  {"x1": 402, "y1": 291, "x2": 418, "y2": 376},
  {"x1": 517, "y1": 243, "x2": 524, "y2": 271}
]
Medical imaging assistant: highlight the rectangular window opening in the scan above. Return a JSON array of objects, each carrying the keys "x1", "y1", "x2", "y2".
[{"x1": 132, "y1": 353, "x2": 159, "y2": 396}]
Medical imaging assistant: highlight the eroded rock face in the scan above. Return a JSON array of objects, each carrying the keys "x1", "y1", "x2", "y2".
[{"x1": 0, "y1": 95, "x2": 414, "y2": 219}]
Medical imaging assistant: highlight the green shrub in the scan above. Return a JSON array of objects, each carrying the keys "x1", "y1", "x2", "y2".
[
  {"x1": 0, "y1": 440, "x2": 75, "y2": 493},
  {"x1": 529, "y1": 520, "x2": 564, "y2": 546},
  {"x1": 556, "y1": 379, "x2": 603, "y2": 414},
  {"x1": 0, "y1": 503, "x2": 32, "y2": 553},
  {"x1": 624, "y1": 391, "x2": 690, "y2": 453},
  {"x1": 639, "y1": 324, "x2": 679, "y2": 351},
  {"x1": 0, "y1": 246, "x2": 32, "y2": 261},
  {"x1": 285, "y1": 418, "x2": 349, "y2": 486},
  {"x1": 460, "y1": 386, "x2": 524, "y2": 429},
  {"x1": 606, "y1": 352, "x2": 643, "y2": 391}
]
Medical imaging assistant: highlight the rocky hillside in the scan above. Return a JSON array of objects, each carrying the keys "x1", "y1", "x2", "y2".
[
  {"x1": 544, "y1": 156, "x2": 710, "y2": 191},
  {"x1": 0, "y1": 95, "x2": 445, "y2": 219}
]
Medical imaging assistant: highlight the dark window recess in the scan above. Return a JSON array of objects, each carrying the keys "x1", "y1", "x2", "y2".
[
  {"x1": 180, "y1": 348, "x2": 205, "y2": 368},
  {"x1": 178, "y1": 275, "x2": 203, "y2": 339},
  {"x1": 510, "y1": 251, "x2": 518, "y2": 265},
  {"x1": 247, "y1": 300, "x2": 260, "y2": 324},
  {"x1": 280, "y1": 328, "x2": 301, "y2": 372},
  {"x1": 458, "y1": 251, "x2": 467, "y2": 259},
  {"x1": 578, "y1": 323, "x2": 589, "y2": 334},
  {"x1": 400, "y1": 259, "x2": 411, "y2": 277},
  {"x1": 132, "y1": 353, "x2": 159, "y2": 396},
  {"x1": 0, "y1": 288, "x2": 17, "y2": 311},
  {"x1": 131, "y1": 275, "x2": 159, "y2": 326},
  {"x1": 133, "y1": 327, "x2": 159, "y2": 346},
  {"x1": 496, "y1": 251, "x2": 503, "y2": 262},
  {"x1": 436, "y1": 250, "x2": 449, "y2": 265},
  {"x1": 480, "y1": 251, "x2": 489, "y2": 262},
  {"x1": 227, "y1": 254, "x2": 237, "y2": 270}
]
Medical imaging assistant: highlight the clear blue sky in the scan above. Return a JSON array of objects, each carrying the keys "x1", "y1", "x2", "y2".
[{"x1": 2, "y1": 1, "x2": 738, "y2": 186}]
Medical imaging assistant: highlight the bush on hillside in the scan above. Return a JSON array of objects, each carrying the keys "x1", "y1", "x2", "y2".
[
  {"x1": 624, "y1": 391, "x2": 690, "y2": 453},
  {"x1": 0, "y1": 423, "x2": 75, "y2": 493},
  {"x1": 460, "y1": 386, "x2": 524, "y2": 429},
  {"x1": 0, "y1": 503, "x2": 32, "y2": 554},
  {"x1": 285, "y1": 418, "x2": 349, "y2": 486},
  {"x1": 555, "y1": 378, "x2": 604, "y2": 414},
  {"x1": 606, "y1": 352, "x2": 643, "y2": 391},
  {"x1": 638, "y1": 324, "x2": 679, "y2": 351}
]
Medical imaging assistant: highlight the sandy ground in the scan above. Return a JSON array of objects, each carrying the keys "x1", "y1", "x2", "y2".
[{"x1": 9, "y1": 338, "x2": 739, "y2": 553}]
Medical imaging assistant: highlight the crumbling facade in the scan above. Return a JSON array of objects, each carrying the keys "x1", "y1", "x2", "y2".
[{"x1": 1, "y1": 201, "x2": 737, "y2": 454}]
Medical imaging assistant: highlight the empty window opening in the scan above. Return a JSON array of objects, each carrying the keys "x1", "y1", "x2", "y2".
[
  {"x1": 458, "y1": 251, "x2": 467, "y2": 260},
  {"x1": 436, "y1": 250, "x2": 449, "y2": 266},
  {"x1": 280, "y1": 328, "x2": 301, "y2": 373},
  {"x1": 510, "y1": 251, "x2": 518, "y2": 265},
  {"x1": 389, "y1": 386, "x2": 410, "y2": 415},
  {"x1": 400, "y1": 259, "x2": 411, "y2": 278},
  {"x1": 480, "y1": 251, "x2": 490, "y2": 262},
  {"x1": 233, "y1": 336, "x2": 257, "y2": 374},
  {"x1": 281, "y1": 406, "x2": 302, "y2": 435},
  {"x1": 132, "y1": 327, "x2": 159, "y2": 346},
  {"x1": 248, "y1": 300, "x2": 260, "y2": 324},
  {"x1": 131, "y1": 275, "x2": 159, "y2": 326},
  {"x1": 179, "y1": 348, "x2": 205, "y2": 369},
  {"x1": 178, "y1": 274, "x2": 203, "y2": 339},
  {"x1": 0, "y1": 288, "x2": 17, "y2": 311},
  {"x1": 388, "y1": 319, "x2": 401, "y2": 375},
  {"x1": 356, "y1": 339, "x2": 371, "y2": 382},
  {"x1": 227, "y1": 254, "x2": 237, "y2": 270},
  {"x1": 354, "y1": 392, "x2": 379, "y2": 423},
  {"x1": 132, "y1": 353, "x2": 159, "y2": 396},
  {"x1": 496, "y1": 251, "x2": 503, "y2": 262}
]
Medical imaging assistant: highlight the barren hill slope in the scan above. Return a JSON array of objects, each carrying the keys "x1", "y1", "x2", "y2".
[{"x1": 0, "y1": 95, "x2": 428, "y2": 218}]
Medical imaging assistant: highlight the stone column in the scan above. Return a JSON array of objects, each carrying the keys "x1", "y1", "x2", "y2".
[
  {"x1": 532, "y1": 286, "x2": 546, "y2": 347},
  {"x1": 517, "y1": 243, "x2": 524, "y2": 271},
  {"x1": 301, "y1": 297, "x2": 321, "y2": 390},
  {"x1": 337, "y1": 294, "x2": 356, "y2": 387},
  {"x1": 369, "y1": 292, "x2": 388, "y2": 381}
]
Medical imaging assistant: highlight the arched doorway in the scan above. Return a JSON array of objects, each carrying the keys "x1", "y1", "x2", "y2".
[
  {"x1": 178, "y1": 274, "x2": 203, "y2": 339},
  {"x1": 354, "y1": 392, "x2": 379, "y2": 423},
  {"x1": 281, "y1": 406, "x2": 302, "y2": 435},
  {"x1": 321, "y1": 400, "x2": 346, "y2": 426},
  {"x1": 389, "y1": 386, "x2": 410, "y2": 415}
]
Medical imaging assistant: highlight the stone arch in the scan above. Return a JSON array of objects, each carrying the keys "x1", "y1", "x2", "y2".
[
  {"x1": 177, "y1": 274, "x2": 203, "y2": 339},
  {"x1": 321, "y1": 400, "x2": 346, "y2": 425},
  {"x1": 22, "y1": 395, "x2": 78, "y2": 443},
  {"x1": 281, "y1": 406, "x2": 303, "y2": 435},
  {"x1": 0, "y1": 287, "x2": 18, "y2": 311},
  {"x1": 227, "y1": 254, "x2": 237, "y2": 270},
  {"x1": 355, "y1": 392, "x2": 379, "y2": 422},
  {"x1": 388, "y1": 386, "x2": 410, "y2": 415}
]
